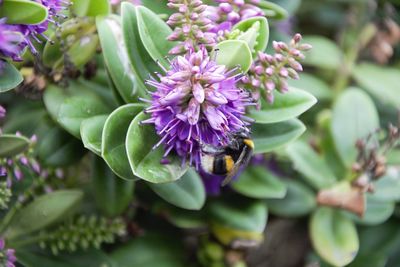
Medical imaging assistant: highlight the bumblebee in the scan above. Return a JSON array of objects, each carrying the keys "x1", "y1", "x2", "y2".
[{"x1": 200, "y1": 130, "x2": 254, "y2": 186}]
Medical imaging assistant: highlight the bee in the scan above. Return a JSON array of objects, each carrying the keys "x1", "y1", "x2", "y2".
[{"x1": 200, "y1": 130, "x2": 254, "y2": 186}]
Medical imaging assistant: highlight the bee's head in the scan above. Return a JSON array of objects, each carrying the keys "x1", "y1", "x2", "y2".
[{"x1": 232, "y1": 128, "x2": 251, "y2": 140}]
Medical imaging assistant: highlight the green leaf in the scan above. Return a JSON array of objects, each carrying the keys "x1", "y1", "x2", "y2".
[
  {"x1": 80, "y1": 115, "x2": 108, "y2": 156},
  {"x1": 348, "y1": 254, "x2": 387, "y2": 267},
  {"x1": 0, "y1": 61, "x2": 23, "y2": 93},
  {"x1": 111, "y1": 234, "x2": 185, "y2": 267},
  {"x1": 353, "y1": 63, "x2": 400, "y2": 108},
  {"x1": 214, "y1": 40, "x2": 253, "y2": 73},
  {"x1": 288, "y1": 73, "x2": 333, "y2": 101},
  {"x1": 71, "y1": 0, "x2": 110, "y2": 16},
  {"x1": 232, "y1": 16, "x2": 269, "y2": 55},
  {"x1": 301, "y1": 36, "x2": 343, "y2": 69},
  {"x1": 136, "y1": 6, "x2": 176, "y2": 69},
  {"x1": 6, "y1": 190, "x2": 83, "y2": 240},
  {"x1": 148, "y1": 168, "x2": 205, "y2": 210},
  {"x1": 258, "y1": 1, "x2": 288, "y2": 20},
  {"x1": 126, "y1": 112, "x2": 188, "y2": 183},
  {"x1": 372, "y1": 168, "x2": 400, "y2": 202},
  {"x1": 96, "y1": 15, "x2": 142, "y2": 103},
  {"x1": 310, "y1": 207, "x2": 359, "y2": 267},
  {"x1": 57, "y1": 96, "x2": 110, "y2": 139},
  {"x1": 232, "y1": 165, "x2": 287, "y2": 199},
  {"x1": 122, "y1": 2, "x2": 160, "y2": 91},
  {"x1": 252, "y1": 119, "x2": 306, "y2": 154},
  {"x1": 266, "y1": 179, "x2": 316, "y2": 217},
  {"x1": 37, "y1": 126, "x2": 85, "y2": 167},
  {"x1": 346, "y1": 194, "x2": 395, "y2": 226},
  {"x1": 102, "y1": 104, "x2": 143, "y2": 180},
  {"x1": 286, "y1": 141, "x2": 337, "y2": 190},
  {"x1": 92, "y1": 156, "x2": 134, "y2": 217},
  {"x1": 331, "y1": 88, "x2": 379, "y2": 167},
  {"x1": 0, "y1": 0, "x2": 48, "y2": 24},
  {"x1": 0, "y1": 134, "x2": 30, "y2": 157},
  {"x1": 65, "y1": 34, "x2": 99, "y2": 69},
  {"x1": 249, "y1": 88, "x2": 317, "y2": 124},
  {"x1": 208, "y1": 198, "x2": 267, "y2": 246}
]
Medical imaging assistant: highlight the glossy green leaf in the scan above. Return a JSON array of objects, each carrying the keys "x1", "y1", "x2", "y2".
[
  {"x1": 136, "y1": 6, "x2": 176, "y2": 68},
  {"x1": 331, "y1": 88, "x2": 379, "y2": 167},
  {"x1": 6, "y1": 190, "x2": 83, "y2": 240},
  {"x1": 159, "y1": 205, "x2": 207, "y2": 229},
  {"x1": 80, "y1": 115, "x2": 108, "y2": 155},
  {"x1": 252, "y1": 119, "x2": 306, "y2": 154},
  {"x1": 92, "y1": 156, "x2": 134, "y2": 217},
  {"x1": 71, "y1": 0, "x2": 110, "y2": 16},
  {"x1": 288, "y1": 73, "x2": 333, "y2": 101},
  {"x1": 122, "y1": 2, "x2": 160, "y2": 91},
  {"x1": 258, "y1": 0, "x2": 288, "y2": 20},
  {"x1": 266, "y1": 179, "x2": 316, "y2": 217},
  {"x1": 286, "y1": 141, "x2": 337, "y2": 190},
  {"x1": 37, "y1": 126, "x2": 85, "y2": 167},
  {"x1": 102, "y1": 104, "x2": 143, "y2": 180},
  {"x1": 232, "y1": 165, "x2": 287, "y2": 199},
  {"x1": 57, "y1": 95, "x2": 110, "y2": 139},
  {"x1": 126, "y1": 112, "x2": 188, "y2": 183},
  {"x1": 302, "y1": 36, "x2": 343, "y2": 69},
  {"x1": 249, "y1": 88, "x2": 317, "y2": 124},
  {"x1": 111, "y1": 234, "x2": 185, "y2": 267},
  {"x1": 0, "y1": 0, "x2": 48, "y2": 24},
  {"x1": 0, "y1": 61, "x2": 23, "y2": 93},
  {"x1": 0, "y1": 134, "x2": 30, "y2": 157},
  {"x1": 353, "y1": 63, "x2": 400, "y2": 108},
  {"x1": 214, "y1": 40, "x2": 253, "y2": 73},
  {"x1": 96, "y1": 16, "x2": 141, "y2": 103},
  {"x1": 232, "y1": 16, "x2": 269, "y2": 55},
  {"x1": 346, "y1": 194, "x2": 395, "y2": 226},
  {"x1": 310, "y1": 207, "x2": 359, "y2": 267},
  {"x1": 65, "y1": 34, "x2": 99, "y2": 69},
  {"x1": 148, "y1": 168, "x2": 205, "y2": 210}
]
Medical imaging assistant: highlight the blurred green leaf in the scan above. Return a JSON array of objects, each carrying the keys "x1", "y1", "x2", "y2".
[
  {"x1": 249, "y1": 88, "x2": 317, "y2": 124},
  {"x1": 331, "y1": 88, "x2": 379, "y2": 167},
  {"x1": 126, "y1": 112, "x2": 188, "y2": 183},
  {"x1": 6, "y1": 190, "x2": 83, "y2": 240},
  {"x1": 252, "y1": 119, "x2": 306, "y2": 154},
  {"x1": 266, "y1": 179, "x2": 316, "y2": 217},
  {"x1": 96, "y1": 15, "x2": 143, "y2": 103},
  {"x1": 111, "y1": 234, "x2": 185, "y2": 267},
  {"x1": 71, "y1": 0, "x2": 110, "y2": 16},
  {"x1": 302, "y1": 36, "x2": 343, "y2": 69},
  {"x1": 0, "y1": 0, "x2": 48, "y2": 24},
  {"x1": 92, "y1": 156, "x2": 134, "y2": 217},
  {"x1": 214, "y1": 40, "x2": 253, "y2": 73},
  {"x1": 288, "y1": 73, "x2": 333, "y2": 101},
  {"x1": 136, "y1": 6, "x2": 176, "y2": 69},
  {"x1": 80, "y1": 115, "x2": 108, "y2": 156},
  {"x1": 353, "y1": 63, "x2": 400, "y2": 108},
  {"x1": 102, "y1": 104, "x2": 143, "y2": 180},
  {"x1": 346, "y1": 194, "x2": 395, "y2": 226},
  {"x1": 0, "y1": 61, "x2": 23, "y2": 93},
  {"x1": 310, "y1": 207, "x2": 359, "y2": 267},
  {"x1": 286, "y1": 141, "x2": 337, "y2": 190},
  {"x1": 373, "y1": 168, "x2": 400, "y2": 202},
  {"x1": 258, "y1": 0, "x2": 288, "y2": 20},
  {"x1": 232, "y1": 166, "x2": 287, "y2": 199},
  {"x1": 0, "y1": 134, "x2": 30, "y2": 158},
  {"x1": 148, "y1": 168, "x2": 206, "y2": 210},
  {"x1": 233, "y1": 16, "x2": 269, "y2": 55}
]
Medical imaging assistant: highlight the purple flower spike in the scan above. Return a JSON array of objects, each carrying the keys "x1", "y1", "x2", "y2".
[
  {"x1": 0, "y1": 105, "x2": 6, "y2": 119},
  {"x1": 0, "y1": 238, "x2": 17, "y2": 267},
  {"x1": 145, "y1": 46, "x2": 252, "y2": 168}
]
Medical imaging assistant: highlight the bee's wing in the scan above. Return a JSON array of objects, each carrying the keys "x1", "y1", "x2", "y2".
[{"x1": 221, "y1": 149, "x2": 247, "y2": 186}]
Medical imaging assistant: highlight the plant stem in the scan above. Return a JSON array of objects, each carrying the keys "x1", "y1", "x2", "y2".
[{"x1": 0, "y1": 202, "x2": 21, "y2": 235}]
